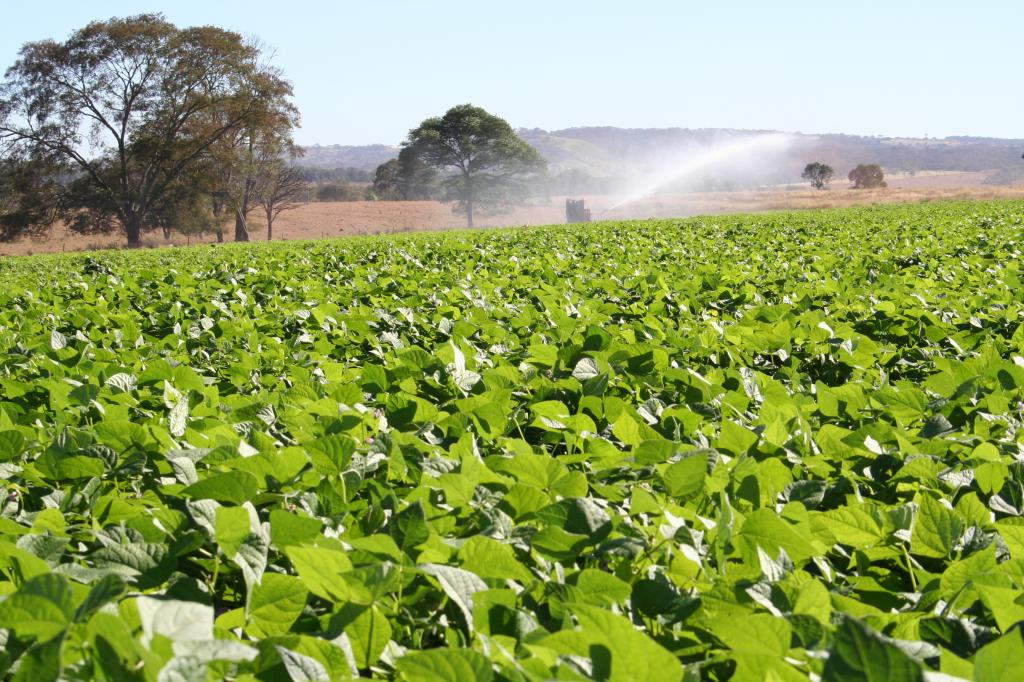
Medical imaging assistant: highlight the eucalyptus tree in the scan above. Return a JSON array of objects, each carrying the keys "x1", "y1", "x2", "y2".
[
  {"x1": 204, "y1": 69, "x2": 298, "y2": 242},
  {"x1": 0, "y1": 14, "x2": 296, "y2": 246}
]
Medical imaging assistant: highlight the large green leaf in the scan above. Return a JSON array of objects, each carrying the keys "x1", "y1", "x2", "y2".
[
  {"x1": 973, "y1": 627, "x2": 1024, "y2": 682},
  {"x1": 661, "y1": 451, "x2": 707, "y2": 501},
  {"x1": 540, "y1": 604, "x2": 683, "y2": 681},
  {"x1": 396, "y1": 649, "x2": 493, "y2": 682},
  {"x1": 181, "y1": 471, "x2": 260, "y2": 505},
  {"x1": 822, "y1": 618, "x2": 923, "y2": 682},
  {"x1": 458, "y1": 535, "x2": 533, "y2": 583},
  {"x1": 738, "y1": 509, "x2": 818, "y2": 565},
  {"x1": 247, "y1": 574, "x2": 308, "y2": 637},
  {"x1": 284, "y1": 545, "x2": 360, "y2": 603},
  {"x1": 911, "y1": 495, "x2": 964, "y2": 559},
  {"x1": 0, "y1": 574, "x2": 74, "y2": 641}
]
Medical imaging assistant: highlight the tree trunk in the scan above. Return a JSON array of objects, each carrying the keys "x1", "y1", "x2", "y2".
[
  {"x1": 212, "y1": 193, "x2": 225, "y2": 243},
  {"x1": 234, "y1": 210, "x2": 250, "y2": 242},
  {"x1": 125, "y1": 215, "x2": 143, "y2": 248},
  {"x1": 466, "y1": 199, "x2": 474, "y2": 229},
  {"x1": 266, "y1": 207, "x2": 274, "y2": 241}
]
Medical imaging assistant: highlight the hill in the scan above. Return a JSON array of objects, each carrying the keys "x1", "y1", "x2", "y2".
[
  {"x1": 296, "y1": 143, "x2": 399, "y2": 170},
  {"x1": 517, "y1": 128, "x2": 1024, "y2": 188},
  {"x1": 298, "y1": 128, "x2": 1024, "y2": 189}
]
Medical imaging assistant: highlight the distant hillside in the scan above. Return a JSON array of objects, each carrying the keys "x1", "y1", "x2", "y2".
[
  {"x1": 296, "y1": 144, "x2": 399, "y2": 170},
  {"x1": 300, "y1": 129, "x2": 1024, "y2": 188},
  {"x1": 806, "y1": 133, "x2": 1024, "y2": 176},
  {"x1": 518, "y1": 128, "x2": 1024, "y2": 187}
]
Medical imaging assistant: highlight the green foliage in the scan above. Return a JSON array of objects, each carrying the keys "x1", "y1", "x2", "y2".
[
  {"x1": 404, "y1": 104, "x2": 545, "y2": 227},
  {"x1": 849, "y1": 163, "x2": 887, "y2": 189},
  {"x1": 315, "y1": 182, "x2": 370, "y2": 202},
  {"x1": 801, "y1": 162, "x2": 834, "y2": 189},
  {"x1": 0, "y1": 13, "x2": 295, "y2": 246},
  {"x1": 373, "y1": 147, "x2": 440, "y2": 201},
  {"x1": 372, "y1": 159, "x2": 404, "y2": 200},
  {"x1": 0, "y1": 157, "x2": 63, "y2": 241},
  {"x1": 1, "y1": 199, "x2": 1024, "y2": 679}
]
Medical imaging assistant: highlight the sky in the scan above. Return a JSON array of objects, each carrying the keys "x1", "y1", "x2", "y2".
[{"x1": 2, "y1": 1, "x2": 1022, "y2": 146}]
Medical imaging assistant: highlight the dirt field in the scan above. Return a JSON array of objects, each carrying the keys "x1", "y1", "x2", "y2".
[{"x1": 4, "y1": 183, "x2": 1024, "y2": 256}]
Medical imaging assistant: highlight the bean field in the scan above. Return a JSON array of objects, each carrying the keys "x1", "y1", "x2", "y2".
[{"x1": 1, "y1": 201, "x2": 1024, "y2": 681}]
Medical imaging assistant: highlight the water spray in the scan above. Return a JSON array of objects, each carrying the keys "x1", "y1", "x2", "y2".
[{"x1": 600, "y1": 133, "x2": 795, "y2": 215}]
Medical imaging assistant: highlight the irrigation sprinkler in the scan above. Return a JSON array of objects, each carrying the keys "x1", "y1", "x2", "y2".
[{"x1": 565, "y1": 199, "x2": 591, "y2": 223}]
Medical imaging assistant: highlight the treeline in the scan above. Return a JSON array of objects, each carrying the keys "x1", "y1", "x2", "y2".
[
  {"x1": 297, "y1": 166, "x2": 374, "y2": 183},
  {"x1": 0, "y1": 15, "x2": 309, "y2": 246}
]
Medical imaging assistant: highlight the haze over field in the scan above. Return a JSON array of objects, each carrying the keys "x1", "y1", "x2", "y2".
[{"x1": 301, "y1": 127, "x2": 1024, "y2": 192}]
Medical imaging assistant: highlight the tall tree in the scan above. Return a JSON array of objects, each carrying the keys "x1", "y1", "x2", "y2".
[
  {"x1": 205, "y1": 71, "x2": 298, "y2": 242},
  {"x1": 256, "y1": 163, "x2": 306, "y2": 241},
  {"x1": 848, "y1": 164, "x2": 887, "y2": 189},
  {"x1": 0, "y1": 14, "x2": 296, "y2": 246},
  {"x1": 404, "y1": 105, "x2": 544, "y2": 228},
  {"x1": 801, "y1": 162, "x2": 834, "y2": 189}
]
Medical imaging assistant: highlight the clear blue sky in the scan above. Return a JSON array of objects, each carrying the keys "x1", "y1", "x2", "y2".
[{"x1": 2, "y1": 1, "x2": 1021, "y2": 145}]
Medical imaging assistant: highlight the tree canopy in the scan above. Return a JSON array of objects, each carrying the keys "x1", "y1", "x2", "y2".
[
  {"x1": 0, "y1": 157, "x2": 61, "y2": 241},
  {"x1": 372, "y1": 159, "x2": 403, "y2": 200},
  {"x1": 848, "y1": 163, "x2": 887, "y2": 189},
  {"x1": 372, "y1": 147, "x2": 439, "y2": 201},
  {"x1": 0, "y1": 14, "x2": 297, "y2": 246},
  {"x1": 801, "y1": 162, "x2": 834, "y2": 189},
  {"x1": 403, "y1": 105, "x2": 545, "y2": 228}
]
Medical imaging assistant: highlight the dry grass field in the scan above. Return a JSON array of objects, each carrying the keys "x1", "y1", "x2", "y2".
[
  {"x1": 881, "y1": 170, "x2": 993, "y2": 189},
  {"x1": 4, "y1": 183, "x2": 1024, "y2": 256}
]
